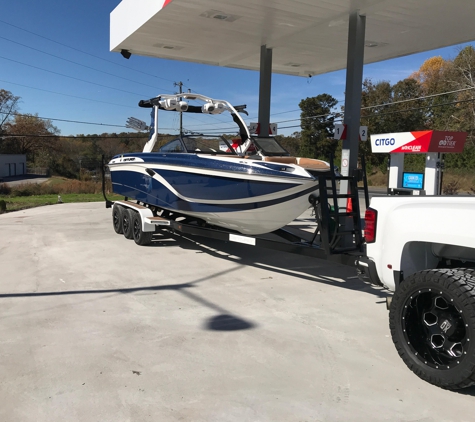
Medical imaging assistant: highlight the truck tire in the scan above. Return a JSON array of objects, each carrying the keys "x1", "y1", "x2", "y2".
[
  {"x1": 112, "y1": 205, "x2": 124, "y2": 234},
  {"x1": 389, "y1": 268, "x2": 475, "y2": 389},
  {"x1": 132, "y1": 212, "x2": 153, "y2": 246},
  {"x1": 457, "y1": 268, "x2": 475, "y2": 279},
  {"x1": 122, "y1": 208, "x2": 135, "y2": 239}
]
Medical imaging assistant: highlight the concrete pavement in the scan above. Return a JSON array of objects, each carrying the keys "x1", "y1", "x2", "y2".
[
  {"x1": 0, "y1": 174, "x2": 50, "y2": 187},
  {"x1": 0, "y1": 202, "x2": 474, "y2": 422}
]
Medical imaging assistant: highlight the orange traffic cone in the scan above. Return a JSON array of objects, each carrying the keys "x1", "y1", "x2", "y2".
[{"x1": 346, "y1": 193, "x2": 353, "y2": 213}]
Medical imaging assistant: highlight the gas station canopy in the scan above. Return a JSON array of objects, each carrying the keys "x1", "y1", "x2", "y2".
[{"x1": 111, "y1": 0, "x2": 475, "y2": 77}]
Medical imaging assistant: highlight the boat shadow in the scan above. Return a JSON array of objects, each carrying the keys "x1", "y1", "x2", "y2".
[
  {"x1": 148, "y1": 227, "x2": 391, "y2": 302},
  {"x1": 0, "y1": 221, "x2": 387, "y2": 335}
]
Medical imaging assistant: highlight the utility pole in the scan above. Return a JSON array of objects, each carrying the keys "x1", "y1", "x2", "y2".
[{"x1": 174, "y1": 81, "x2": 183, "y2": 135}]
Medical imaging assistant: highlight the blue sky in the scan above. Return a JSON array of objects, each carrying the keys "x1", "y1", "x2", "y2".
[{"x1": 1, "y1": 1, "x2": 474, "y2": 137}]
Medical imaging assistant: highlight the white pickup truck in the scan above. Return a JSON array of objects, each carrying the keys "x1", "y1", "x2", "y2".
[{"x1": 356, "y1": 195, "x2": 475, "y2": 390}]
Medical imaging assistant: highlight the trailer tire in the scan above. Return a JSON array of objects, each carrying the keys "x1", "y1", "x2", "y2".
[
  {"x1": 122, "y1": 208, "x2": 135, "y2": 240},
  {"x1": 132, "y1": 212, "x2": 153, "y2": 246},
  {"x1": 112, "y1": 205, "x2": 124, "y2": 234},
  {"x1": 389, "y1": 268, "x2": 475, "y2": 389}
]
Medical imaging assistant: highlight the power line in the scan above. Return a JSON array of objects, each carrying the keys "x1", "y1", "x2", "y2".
[
  {"x1": 0, "y1": 133, "x2": 172, "y2": 139},
  {"x1": 0, "y1": 18, "x2": 177, "y2": 84},
  {"x1": 0, "y1": 35, "x2": 174, "y2": 93},
  {"x1": 2, "y1": 85, "x2": 474, "y2": 134},
  {"x1": 361, "y1": 85, "x2": 475, "y2": 110},
  {"x1": 0, "y1": 112, "x2": 127, "y2": 129},
  {"x1": 254, "y1": 86, "x2": 475, "y2": 128},
  {"x1": 3, "y1": 16, "x2": 474, "y2": 131},
  {"x1": 186, "y1": 96, "x2": 475, "y2": 133},
  {"x1": 362, "y1": 96, "x2": 475, "y2": 119},
  {"x1": 270, "y1": 86, "x2": 475, "y2": 126},
  {"x1": 0, "y1": 55, "x2": 150, "y2": 98},
  {"x1": 0, "y1": 79, "x2": 138, "y2": 109},
  {"x1": 248, "y1": 87, "x2": 475, "y2": 128}
]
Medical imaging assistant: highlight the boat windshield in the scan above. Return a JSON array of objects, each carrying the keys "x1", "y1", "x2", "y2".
[
  {"x1": 157, "y1": 135, "x2": 237, "y2": 155},
  {"x1": 251, "y1": 137, "x2": 290, "y2": 156}
]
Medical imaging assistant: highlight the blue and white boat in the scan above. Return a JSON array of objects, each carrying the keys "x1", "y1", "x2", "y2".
[{"x1": 108, "y1": 93, "x2": 330, "y2": 235}]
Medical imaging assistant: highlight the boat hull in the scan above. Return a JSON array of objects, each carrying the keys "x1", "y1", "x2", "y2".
[{"x1": 109, "y1": 154, "x2": 320, "y2": 234}]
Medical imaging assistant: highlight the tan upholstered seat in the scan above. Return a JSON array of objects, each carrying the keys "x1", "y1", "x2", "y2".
[
  {"x1": 296, "y1": 157, "x2": 330, "y2": 171},
  {"x1": 215, "y1": 155, "x2": 329, "y2": 171},
  {"x1": 263, "y1": 156, "x2": 329, "y2": 171},
  {"x1": 263, "y1": 156, "x2": 298, "y2": 164}
]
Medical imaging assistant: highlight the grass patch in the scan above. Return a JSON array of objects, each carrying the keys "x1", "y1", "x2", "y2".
[
  {"x1": 0, "y1": 193, "x2": 123, "y2": 212},
  {"x1": 43, "y1": 176, "x2": 71, "y2": 186},
  {"x1": 0, "y1": 193, "x2": 123, "y2": 213},
  {"x1": 0, "y1": 177, "x2": 122, "y2": 213}
]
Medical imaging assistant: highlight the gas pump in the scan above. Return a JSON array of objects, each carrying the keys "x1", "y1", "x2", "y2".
[{"x1": 370, "y1": 131, "x2": 467, "y2": 196}]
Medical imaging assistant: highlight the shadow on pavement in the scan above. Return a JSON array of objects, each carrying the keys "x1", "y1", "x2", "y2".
[{"x1": 147, "y1": 229, "x2": 391, "y2": 301}]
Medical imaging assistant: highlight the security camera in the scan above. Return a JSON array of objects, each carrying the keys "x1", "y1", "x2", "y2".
[
  {"x1": 176, "y1": 101, "x2": 188, "y2": 112},
  {"x1": 159, "y1": 98, "x2": 177, "y2": 110}
]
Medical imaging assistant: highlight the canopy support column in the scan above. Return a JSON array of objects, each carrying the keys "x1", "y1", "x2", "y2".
[
  {"x1": 258, "y1": 45, "x2": 273, "y2": 137},
  {"x1": 340, "y1": 12, "x2": 366, "y2": 182},
  {"x1": 339, "y1": 12, "x2": 366, "y2": 246}
]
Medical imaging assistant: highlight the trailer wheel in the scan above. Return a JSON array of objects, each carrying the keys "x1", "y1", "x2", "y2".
[
  {"x1": 389, "y1": 269, "x2": 475, "y2": 389},
  {"x1": 112, "y1": 205, "x2": 124, "y2": 234},
  {"x1": 132, "y1": 212, "x2": 153, "y2": 246},
  {"x1": 122, "y1": 209, "x2": 135, "y2": 239}
]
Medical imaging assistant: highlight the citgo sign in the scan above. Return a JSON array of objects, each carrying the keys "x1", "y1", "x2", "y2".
[{"x1": 370, "y1": 131, "x2": 467, "y2": 154}]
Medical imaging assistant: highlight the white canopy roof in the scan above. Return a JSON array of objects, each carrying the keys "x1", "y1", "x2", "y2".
[{"x1": 111, "y1": 0, "x2": 475, "y2": 76}]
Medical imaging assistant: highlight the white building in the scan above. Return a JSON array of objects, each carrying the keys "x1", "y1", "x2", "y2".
[{"x1": 0, "y1": 154, "x2": 27, "y2": 178}]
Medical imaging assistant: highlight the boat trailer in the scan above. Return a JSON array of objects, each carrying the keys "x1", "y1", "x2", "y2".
[{"x1": 102, "y1": 155, "x2": 369, "y2": 268}]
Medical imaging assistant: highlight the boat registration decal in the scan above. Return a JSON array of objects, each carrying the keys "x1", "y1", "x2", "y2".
[{"x1": 229, "y1": 234, "x2": 256, "y2": 246}]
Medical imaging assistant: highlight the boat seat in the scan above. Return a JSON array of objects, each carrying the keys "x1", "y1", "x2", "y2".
[
  {"x1": 263, "y1": 156, "x2": 298, "y2": 164},
  {"x1": 263, "y1": 156, "x2": 329, "y2": 171},
  {"x1": 214, "y1": 155, "x2": 252, "y2": 159},
  {"x1": 296, "y1": 157, "x2": 330, "y2": 171},
  {"x1": 214, "y1": 155, "x2": 329, "y2": 171}
]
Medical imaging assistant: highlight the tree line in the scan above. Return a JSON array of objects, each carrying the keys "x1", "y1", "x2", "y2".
[
  {"x1": 296, "y1": 46, "x2": 475, "y2": 172},
  {"x1": 1, "y1": 46, "x2": 475, "y2": 179}
]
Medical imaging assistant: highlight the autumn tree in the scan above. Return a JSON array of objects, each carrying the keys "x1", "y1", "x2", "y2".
[
  {"x1": 410, "y1": 56, "x2": 456, "y2": 130},
  {"x1": 2, "y1": 114, "x2": 60, "y2": 158},
  {"x1": 299, "y1": 94, "x2": 338, "y2": 159},
  {"x1": 0, "y1": 89, "x2": 20, "y2": 129},
  {"x1": 0, "y1": 90, "x2": 21, "y2": 154},
  {"x1": 449, "y1": 47, "x2": 475, "y2": 137}
]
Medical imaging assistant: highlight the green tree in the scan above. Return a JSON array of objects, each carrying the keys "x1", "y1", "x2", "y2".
[
  {"x1": 299, "y1": 94, "x2": 338, "y2": 160},
  {"x1": 360, "y1": 79, "x2": 393, "y2": 167},
  {"x1": 276, "y1": 132, "x2": 301, "y2": 156},
  {"x1": 391, "y1": 78, "x2": 426, "y2": 132},
  {"x1": 360, "y1": 78, "x2": 427, "y2": 168}
]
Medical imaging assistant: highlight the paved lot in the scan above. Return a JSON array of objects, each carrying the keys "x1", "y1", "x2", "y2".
[
  {"x1": 0, "y1": 174, "x2": 50, "y2": 186},
  {"x1": 0, "y1": 202, "x2": 474, "y2": 422}
]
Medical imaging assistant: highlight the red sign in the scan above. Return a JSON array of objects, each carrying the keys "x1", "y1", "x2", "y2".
[{"x1": 427, "y1": 131, "x2": 467, "y2": 153}]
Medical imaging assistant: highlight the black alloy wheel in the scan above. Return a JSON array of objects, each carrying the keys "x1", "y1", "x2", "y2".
[{"x1": 390, "y1": 268, "x2": 475, "y2": 389}]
